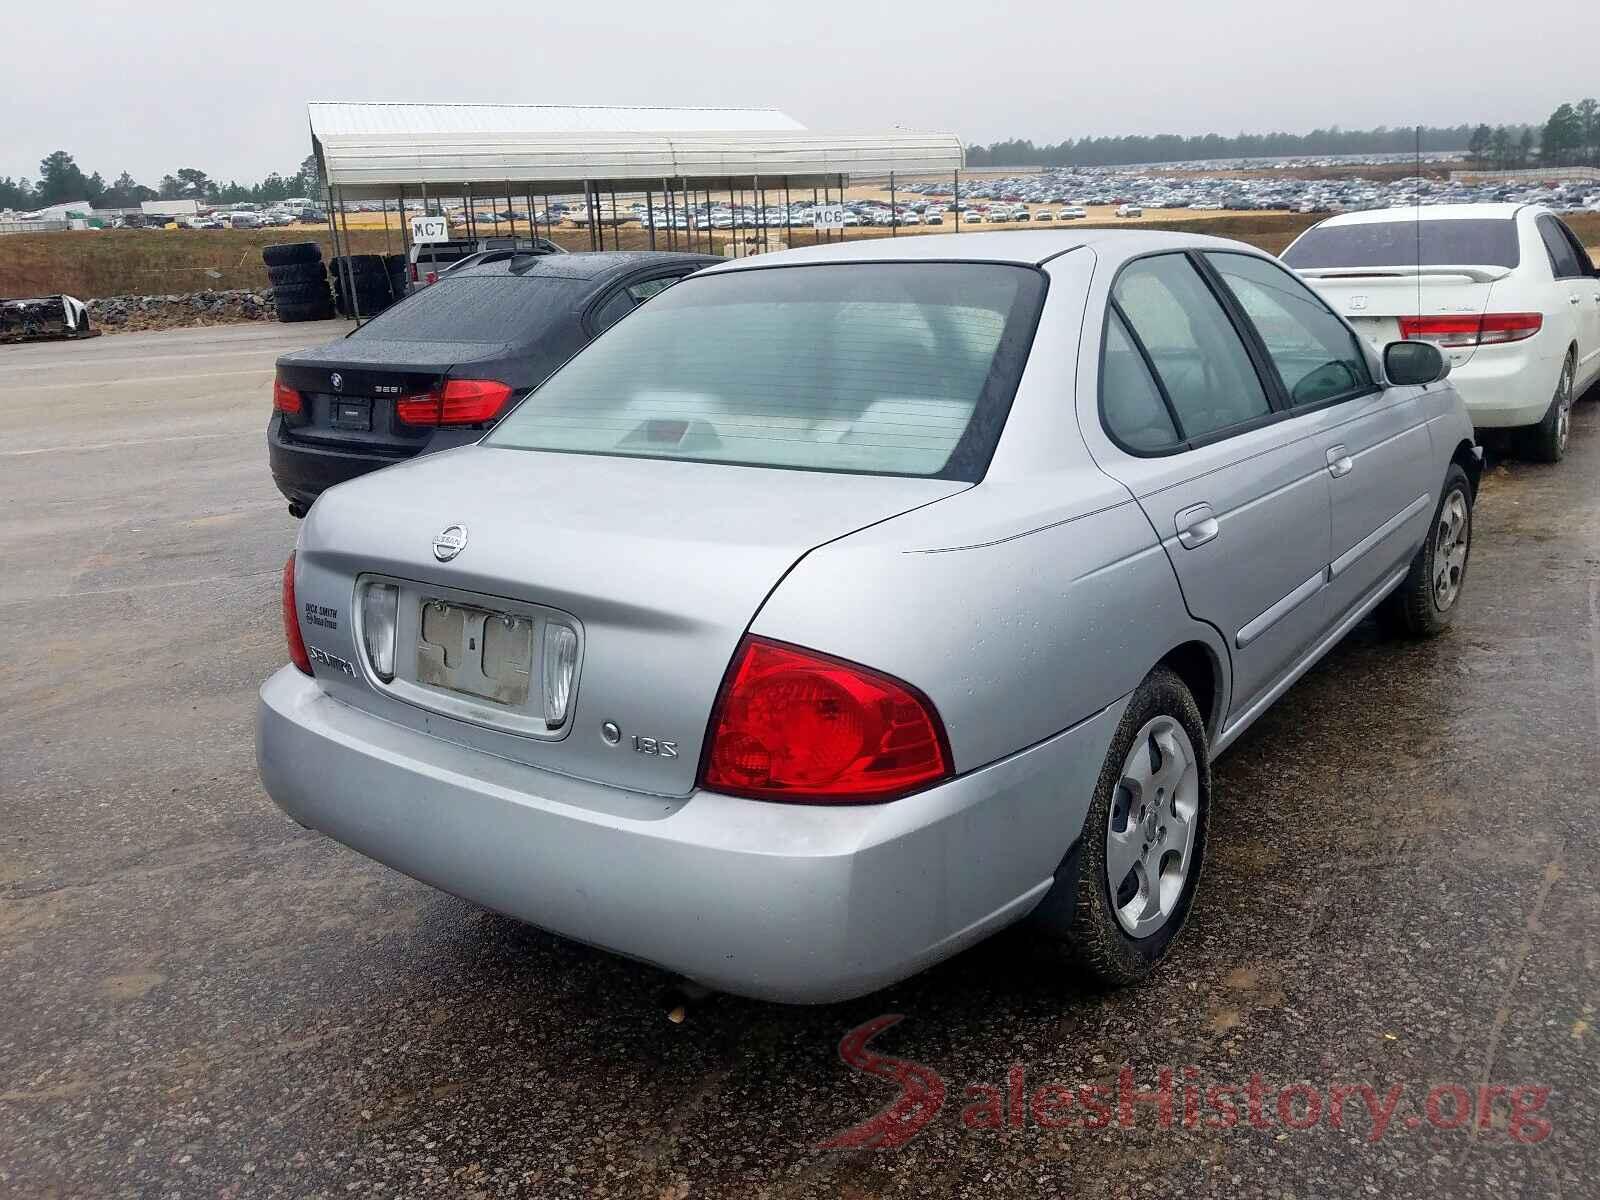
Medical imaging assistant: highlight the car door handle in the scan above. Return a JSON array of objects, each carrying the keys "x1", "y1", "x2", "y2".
[
  {"x1": 1175, "y1": 503, "x2": 1218, "y2": 549},
  {"x1": 1326, "y1": 445, "x2": 1354, "y2": 478}
]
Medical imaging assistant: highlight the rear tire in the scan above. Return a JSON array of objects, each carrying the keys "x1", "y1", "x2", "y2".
[
  {"x1": 262, "y1": 241, "x2": 323, "y2": 268},
  {"x1": 1379, "y1": 463, "x2": 1473, "y2": 638},
  {"x1": 1518, "y1": 354, "x2": 1574, "y2": 464},
  {"x1": 1044, "y1": 666, "x2": 1210, "y2": 986}
]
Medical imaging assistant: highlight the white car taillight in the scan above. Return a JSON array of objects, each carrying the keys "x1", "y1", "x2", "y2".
[
  {"x1": 361, "y1": 583, "x2": 399, "y2": 681},
  {"x1": 542, "y1": 623, "x2": 579, "y2": 727}
]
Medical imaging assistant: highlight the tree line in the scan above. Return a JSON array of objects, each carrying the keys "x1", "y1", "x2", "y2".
[
  {"x1": 963, "y1": 99, "x2": 1598, "y2": 171},
  {"x1": 0, "y1": 152, "x2": 323, "y2": 212}
]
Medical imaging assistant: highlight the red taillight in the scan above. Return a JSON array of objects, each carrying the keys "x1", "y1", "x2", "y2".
[
  {"x1": 282, "y1": 552, "x2": 312, "y2": 676},
  {"x1": 699, "y1": 637, "x2": 952, "y2": 804},
  {"x1": 273, "y1": 375, "x2": 303, "y2": 414},
  {"x1": 1398, "y1": 312, "x2": 1542, "y2": 349},
  {"x1": 395, "y1": 379, "x2": 513, "y2": 426}
]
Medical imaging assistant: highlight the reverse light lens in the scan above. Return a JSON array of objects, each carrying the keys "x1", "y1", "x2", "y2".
[
  {"x1": 273, "y1": 375, "x2": 303, "y2": 414},
  {"x1": 699, "y1": 637, "x2": 952, "y2": 804},
  {"x1": 395, "y1": 379, "x2": 513, "y2": 426},
  {"x1": 361, "y1": 582, "x2": 399, "y2": 681},
  {"x1": 1398, "y1": 312, "x2": 1542, "y2": 349},
  {"x1": 542, "y1": 623, "x2": 579, "y2": 727},
  {"x1": 281, "y1": 552, "x2": 312, "y2": 676}
]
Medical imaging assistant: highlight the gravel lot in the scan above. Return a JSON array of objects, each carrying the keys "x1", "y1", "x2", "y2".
[{"x1": 2, "y1": 322, "x2": 1598, "y2": 1198}]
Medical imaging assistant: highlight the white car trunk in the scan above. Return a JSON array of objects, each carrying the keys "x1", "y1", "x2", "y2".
[{"x1": 1298, "y1": 266, "x2": 1510, "y2": 369}]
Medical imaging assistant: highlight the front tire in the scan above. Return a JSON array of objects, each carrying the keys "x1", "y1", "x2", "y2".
[
  {"x1": 1050, "y1": 666, "x2": 1210, "y2": 986},
  {"x1": 1519, "y1": 354, "x2": 1574, "y2": 463},
  {"x1": 1379, "y1": 463, "x2": 1473, "y2": 637}
]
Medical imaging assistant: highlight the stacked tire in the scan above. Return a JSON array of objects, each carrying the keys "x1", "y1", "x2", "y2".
[
  {"x1": 264, "y1": 243, "x2": 334, "y2": 323},
  {"x1": 328, "y1": 255, "x2": 407, "y2": 318}
]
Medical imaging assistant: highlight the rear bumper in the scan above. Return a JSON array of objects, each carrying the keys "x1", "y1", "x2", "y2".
[
  {"x1": 256, "y1": 666, "x2": 1124, "y2": 1003},
  {"x1": 267, "y1": 416, "x2": 474, "y2": 512},
  {"x1": 1447, "y1": 343, "x2": 1564, "y2": 429}
]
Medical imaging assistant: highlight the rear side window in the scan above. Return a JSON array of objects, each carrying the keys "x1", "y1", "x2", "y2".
[
  {"x1": 350, "y1": 277, "x2": 580, "y2": 344},
  {"x1": 1112, "y1": 255, "x2": 1271, "y2": 442},
  {"x1": 1206, "y1": 252, "x2": 1372, "y2": 407},
  {"x1": 1537, "y1": 216, "x2": 1584, "y2": 279},
  {"x1": 486, "y1": 262, "x2": 1046, "y2": 480},
  {"x1": 1101, "y1": 310, "x2": 1180, "y2": 451},
  {"x1": 1282, "y1": 219, "x2": 1521, "y2": 270}
]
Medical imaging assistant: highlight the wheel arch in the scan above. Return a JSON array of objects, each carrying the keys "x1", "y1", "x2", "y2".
[
  {"x1": 1156, "y1": 638, "x2": 1228, "y2": 744},
  {"x1": 1450, "y1": 439, "x2": 1482, "y2": 499}
]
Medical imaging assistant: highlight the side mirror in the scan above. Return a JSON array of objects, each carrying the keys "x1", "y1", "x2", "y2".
[{"x1": 1384, "y1": 340, "x2": 1449, "y2": 386}]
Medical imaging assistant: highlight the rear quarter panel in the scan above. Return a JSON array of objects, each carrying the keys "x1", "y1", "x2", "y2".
[{"x1": 752, "y1": 246, "x2": 1226, "y2": 772}]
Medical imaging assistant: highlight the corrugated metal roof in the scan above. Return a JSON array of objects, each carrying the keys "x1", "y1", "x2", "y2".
[
  {"x1": 308, "y1": 102, "x2": 806, "y2": 136},
  {"x1": 309, "y1": 103, "x2": 963, "y2": 198}
]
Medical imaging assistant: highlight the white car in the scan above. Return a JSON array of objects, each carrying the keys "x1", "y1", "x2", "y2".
[
  {"x1": 1034, "y1": 210, "x2": 1054, "y2": 222},
  {"x1": 1061, "y1": 205, "x2": 1088, "y2": 220},
  {"x1": 1115, "y1": 204, "x2": 1143, "y2": 218},
  {"x1": 1285, "y1": 204, "x2": 1600, "y2": 461}
]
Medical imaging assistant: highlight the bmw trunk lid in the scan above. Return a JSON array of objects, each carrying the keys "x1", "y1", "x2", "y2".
[
  {"x1": 275, "y1": 339, "x2": 514, "y2": 454},
  {"x1": 291, "y1": 446, "x2": 966, "y2": 796}
]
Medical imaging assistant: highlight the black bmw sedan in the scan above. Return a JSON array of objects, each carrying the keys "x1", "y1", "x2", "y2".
[{"x1": 268, "y1": 250, "x2": 719, "y2": 516}]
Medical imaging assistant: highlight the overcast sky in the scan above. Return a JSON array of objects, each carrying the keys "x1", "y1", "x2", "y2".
[{"x1": 10, "y1": 0, "x2": 1598, "y2": 185}]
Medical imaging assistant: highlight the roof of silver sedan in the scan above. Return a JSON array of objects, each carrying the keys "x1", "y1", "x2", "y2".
[{"x1": 701, "y1": 228, "x2": 1262, "y2": 272}]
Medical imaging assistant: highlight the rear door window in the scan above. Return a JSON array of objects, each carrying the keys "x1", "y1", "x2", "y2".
[
  {"x1": 1537, "y1": 216, "x2": 1584, "y2": 279},
  {"x1": 1205, "y1": 252, "x2": 1373, "y2": 407},
  {"x1": 1282, "y1": 219, "x2": 1521, "y2": 270},
  {"x1": 1112, "y1": 254, "x2": 1272, "y2": 442}
]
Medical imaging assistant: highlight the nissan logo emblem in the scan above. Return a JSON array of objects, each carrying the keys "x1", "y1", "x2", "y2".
[{"x1": 432, "y1": 525, "x2": 468, "y2": 562}]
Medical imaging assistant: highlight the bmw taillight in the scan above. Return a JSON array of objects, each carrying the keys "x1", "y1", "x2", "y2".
[
  {"x1": 699, "y1": 637, "x2": 952, "y2": 804},
  {"x1": 282, "y1": 552, "x2": 312, "y2": 676},
  {"x1": 395, "y1": 379, "x2": 513, "y2": 426},
  {"x1": 273, "y1": 374, "x2": 304, "y2": 414},
  {"x1": 1398, "y1": 312, "x2": 1542, "y2": 349}
]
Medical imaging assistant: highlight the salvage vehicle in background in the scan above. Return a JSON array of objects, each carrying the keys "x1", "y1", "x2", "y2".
[
  {"x1": 406, "y1": 235, "x2": 566, "y2": 290},
  {"x1": 1285, "y1": 204, "x2": 1600, "y2": 462},
  {"x1": 268, "y1": 250, "x2": 718, "y2": 516},
  {"x1": 259, "y1": 229, "x2": 1480, "y2": 1003}
]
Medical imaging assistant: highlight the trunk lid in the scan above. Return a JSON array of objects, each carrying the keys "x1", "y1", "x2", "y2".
[
  {"x1": 1297, "y1": 266, "x2": 1509, "y2": 369},
  {"x1": 276, "y1": 339, "x2": 514, "y2": 455},
  {"x1": 294, "y1": 446, "x2": 967, "y2": 796}
]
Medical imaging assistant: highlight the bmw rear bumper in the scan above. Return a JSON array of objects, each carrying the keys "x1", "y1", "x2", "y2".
[{"x1": 256, "y1": 666, "x2": 1123, "y2": 1003}]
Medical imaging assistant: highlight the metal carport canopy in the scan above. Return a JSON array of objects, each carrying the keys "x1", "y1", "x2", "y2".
[{"x1": 309, "y1": 102, "x2": 964, "y2": 200}]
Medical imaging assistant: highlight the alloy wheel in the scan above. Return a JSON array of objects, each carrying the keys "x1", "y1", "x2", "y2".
[
  {"x1": 1556, "y1": 360, "x2": 1573, "y2": 456},
  {"x1": 1105, "y1": 716, "x2": 1201, "y2": 938},
  {"x1": 1433, "y1": 490, "x2": 1470, "y2": 611}
]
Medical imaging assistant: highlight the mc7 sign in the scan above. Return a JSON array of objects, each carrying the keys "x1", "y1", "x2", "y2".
[{"x1": 409, "y1": 215, "x2": 451, "y2": 244}]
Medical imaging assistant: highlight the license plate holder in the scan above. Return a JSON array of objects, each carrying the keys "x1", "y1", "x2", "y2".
[
  {"x1": 332, "y1": 398, "x2": 372, "y2": 431},
  {"x1": 415, "y1": 598, "x2": 534, "y2": 706}
]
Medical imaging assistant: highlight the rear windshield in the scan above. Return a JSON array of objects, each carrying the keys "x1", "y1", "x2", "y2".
[
  {"x1": 484, "y1": 262, "x2": 1045, "y2": 480},
  {"x1": 1283, "y1": 219, "x2": 1520, "y2": 270},
  {"x1": 351, "y1": 277, "x2": 579, "y2": 344}
]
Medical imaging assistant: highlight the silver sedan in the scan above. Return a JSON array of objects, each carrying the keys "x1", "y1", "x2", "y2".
[{"x1": 258, "y1": 230, "x2": 1479, "y2": 1002}]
